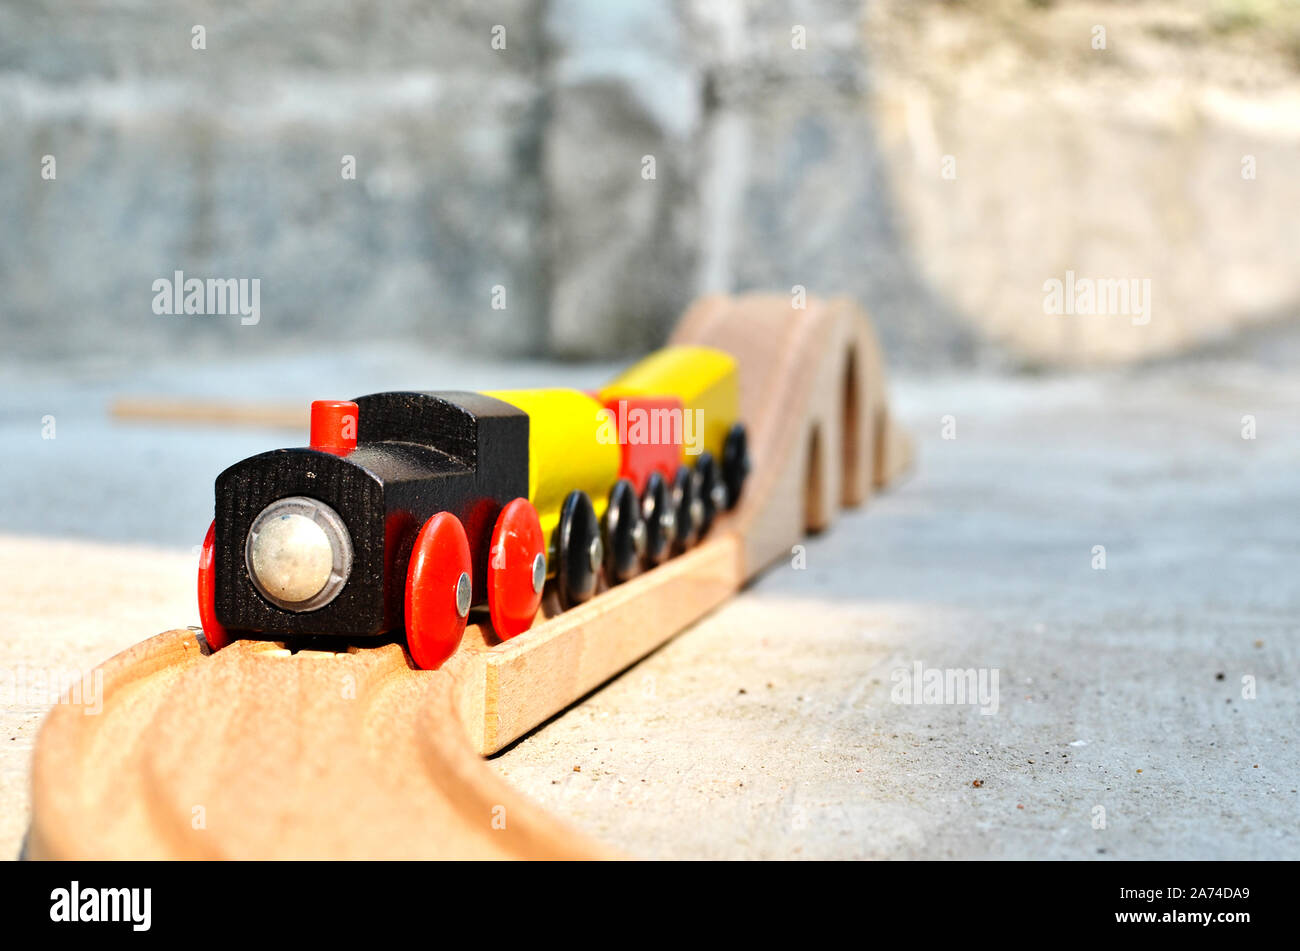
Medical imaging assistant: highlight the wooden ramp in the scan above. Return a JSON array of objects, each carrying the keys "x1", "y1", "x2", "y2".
[{"x1": 28, "y1": 294, "x2": 912, "y2": 859}]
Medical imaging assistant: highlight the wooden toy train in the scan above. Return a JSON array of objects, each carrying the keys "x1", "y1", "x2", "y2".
[{"x1": 198, "y1": 345, "x2": 750, "y2": 669}]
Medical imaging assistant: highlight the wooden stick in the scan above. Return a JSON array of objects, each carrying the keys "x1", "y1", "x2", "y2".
[
  {"x1": 29, "y1": 294, "x2": 912, "y2": 859},
  {"x1": 110, "y1": 397, "x2": 305, "y2": 430}
]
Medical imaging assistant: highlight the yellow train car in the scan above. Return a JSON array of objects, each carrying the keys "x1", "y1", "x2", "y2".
[{"x1": 482, "y1": 388, "x2": 621, "y2": 542}]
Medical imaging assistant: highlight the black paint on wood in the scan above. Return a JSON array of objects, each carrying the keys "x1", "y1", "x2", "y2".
[{"x1": 214, "y1": 392, "x2": 528, "y2": 640}]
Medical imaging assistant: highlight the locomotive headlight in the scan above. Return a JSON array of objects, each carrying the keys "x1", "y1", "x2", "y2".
[{"x1": 245, "y1": 496, "x2": 353, "y2": 612}]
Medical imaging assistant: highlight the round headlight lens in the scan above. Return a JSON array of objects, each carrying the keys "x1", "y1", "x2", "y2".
[{"x1": 245, "y1": 496, "x2": 352, "y2": 612}]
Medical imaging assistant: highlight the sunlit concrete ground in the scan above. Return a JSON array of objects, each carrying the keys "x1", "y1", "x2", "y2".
[{"x1": 2, "y1": 328, "x2": 1298, "y2": 859}]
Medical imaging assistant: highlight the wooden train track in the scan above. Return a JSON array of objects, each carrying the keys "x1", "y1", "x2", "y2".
[{"x1": 28, "y1": 294, "x2": 912, "y2": 859}]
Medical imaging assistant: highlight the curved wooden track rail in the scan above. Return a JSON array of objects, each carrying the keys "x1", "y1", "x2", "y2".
[{"x1": 28, "y1": 294, "x2": 911, "y2": 859}]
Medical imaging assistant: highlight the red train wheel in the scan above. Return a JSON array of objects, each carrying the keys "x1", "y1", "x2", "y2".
[
  {"x1": 405, "y1": 512, "x2": 473, "y2": 670},
  {"x1": 488, "y1": 498, "x2": 546, "y2": 639},
  {"x1": 197, "y1": 520, "x2": 232, "y2": 651}
]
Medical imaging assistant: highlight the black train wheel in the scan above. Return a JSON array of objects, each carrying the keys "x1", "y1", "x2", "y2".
[
  {"x1": 556, "y1": 489, "x2": 601, "y2": 609},
  {"x1": 603, "y1": 478, "x2": 644, "y2": 584},
  {"x1": 693, "y1": 451, "x2": 723, "y2": 537},
  {"x1": 670, "y1": 464, "x2": 703, "y2": 553},
  {"x1": 721, "y1": 422, "x2": 750, "y2": 510},
  {"x1": 640, "y1": 471, "x2": 673, "y2": 566}
]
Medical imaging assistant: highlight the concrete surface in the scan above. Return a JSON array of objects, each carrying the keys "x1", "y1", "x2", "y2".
[
  {"x1": 2, "y1": 1, "x2": 551, "y2": 362},
  {"x1": 2, "y1": 331, "x2": 1298, "y2": 858},
  {"x1": 491, "y1": 335, "x2": 1300, "y2": 858},
  {"x1": 11, "y1": 1, "x2": 1297, "y2": 369},
  {"x1": 867, "y1": 0, "x2": 1300, "y2": 366}
]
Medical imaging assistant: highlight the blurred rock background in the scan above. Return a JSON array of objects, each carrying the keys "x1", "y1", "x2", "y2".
[{"x1": 3, "y1": 0, "x2": 1298, "y2": 371}]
